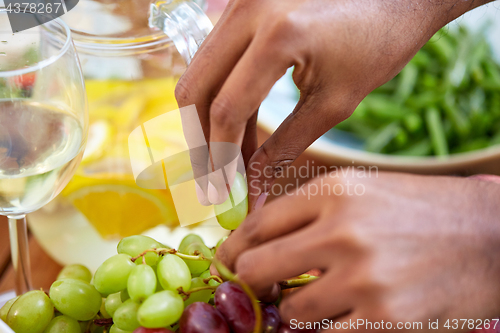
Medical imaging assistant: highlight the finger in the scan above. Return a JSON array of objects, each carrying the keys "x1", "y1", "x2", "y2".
[
  {"x1": 216, "y1": 187, "x2": 323, "y2": 271},
  {"x1": 179, "y1": 105, "x2": 211, "y2": 205},
  {"x1": 247, "y1": 92, "x2": 351, "y2": 210},
  {"x1": 206, "y1": 33, "x2": 293, "y2": 204},
  {"x1": 234, "y1": 225, "x2": 326, "y2": 298},
  {"x1": 207, "y1": 141, "x2": 241, "y2": 204},
  {"x1": 174, "y1": 6, "x2": 254, "y2": 204},
  {"x1": 176, "y1": 0, "x2": 254, "y2": 111},
  {"x1": 279, "y1": 270, "x2": 354, "y2": 324},
  {"x1": 241, "y1": 112, "x2": 258, "y2": 167},
  {"x1": 240, "y1": 112, "x2": 259, "y2": 210}
]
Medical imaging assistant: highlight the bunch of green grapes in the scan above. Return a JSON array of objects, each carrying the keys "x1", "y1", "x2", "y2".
[
  {"x1": 1, "y1": 232, "x2": 318, "y2": 333},
  {"x1": 0, "y1": 175, "x2": 317, "y2": 333},
  {"x1": 0, "y1": 234, "x2": 222, "y2": 333}
]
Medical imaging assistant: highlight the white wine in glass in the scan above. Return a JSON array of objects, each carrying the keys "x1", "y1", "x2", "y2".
[{"x1": 0, "y1": 8, "x2": 88, "y2": 295}]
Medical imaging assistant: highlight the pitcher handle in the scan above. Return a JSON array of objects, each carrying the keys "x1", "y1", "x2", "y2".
[{"x1": 149, "y1": 0, "x2": 213, "y2": 65}]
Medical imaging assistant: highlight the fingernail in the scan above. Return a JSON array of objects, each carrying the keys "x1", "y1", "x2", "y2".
[
  {"x1": 253, "y1": 192, "x2": 268, "y2": 211},
  {"x1": 195, "y1": 182, "x2": 210, "y2": 206},
  {"x1": 208, "y1": 181, "x2": 220, "y2": 205}
]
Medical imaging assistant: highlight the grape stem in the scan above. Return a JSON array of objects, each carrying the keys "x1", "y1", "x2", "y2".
[
  {"x1": 203, "y1": 275, "x2": 224, "y2": 284},
  {"x1": 130, "y1": 248, "x2": 212, "y2": 263},
  {"x1": 177, "y1": 286, "x2": 218, "y2": 301},
  {"x1": 93, "y1": 318, "x2": 113, "y2": 327},
  {"x1": 279, "y1": 274, "x2": 319, "y2": 289},
  {"x1": 172, "y1": 250, "x2": 212, "y2": 262}
]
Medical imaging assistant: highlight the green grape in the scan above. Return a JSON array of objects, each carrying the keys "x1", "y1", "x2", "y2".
[
  {"x1": 157, "y1": 254, "x2": 191, "y2": 292},
  {"x1": 43, "y1": 315, "x2": 80, "y2": 333},
  {"x1": 137, "y1": 290, "x2": 183, "y2": 328},
  {"x1": 50, "y1": 278, "x2": 102, "y2": 321},
  {"x1": 183, "y1": 277, "x2": 212, "y2": 307},
  {"x1": 181, "y1": 242, "x2": 212, "y2": 276},
  {"x1": 0, "y1": 296, "x2": 18, "y2": 322},
  {"x1": 104, "y1": 292, "x2": 122, "y2": 318},
  {"x1": 113, "y1": 299, "x2": 140, "y2": 331},
  {"x1": 127, "y1": 264, "x2": 157, "y2": 302},
  {"x1": 99, "y1": 298, "x2": 111, "y2": 319},
  {"x1": 78, "y1": 321, "x2": 90, "y2": 333},
  {"x1": 89, "y1": 325, "x2": 104, "y2": 333},
  {"x1": 199, "y1": 270, "x2": 210, "y2": 280},
  {"x1": 214, "y1": 172, "x2": 248, "y2": 230},
  {"x1": 109, "y1": 324, "x2": 133, "y2": 333},
  {"x1": 152, "y1": 265, "x2": 163, "y2": 292},
  {"x1": 215, "y1": 236, "x2": 227, "y2": 252},
  {"x1": 6, "y1": 290, "x2": 54, "y2": 333},
  {"x1": 200, "y1": 270, "x2": 221, "y2": 287},
  {"x1": 93, "y1": 254, "x2": 135, "y2": 295},
  {"x1": 178, "y1": 234, "x2": 204, "y2": 253},
  {"x1": 56, "y1": 264, "x2": 92, "y2": 283},
  {"x1": 120, "y1": 289, "x2": 130, "y2": 302},
  {"x1": 117, "y1": 235, "x2": 164, "y2": 266}
]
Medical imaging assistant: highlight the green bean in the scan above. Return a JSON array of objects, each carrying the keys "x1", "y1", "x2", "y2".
[
  {"x1": 484, "y1": 59, "x2": 500, "y2": 86},
  {"x1": 452, "y1": 138, "x2": 489, "y2": 153},
  {"x1": 393, "y1": 139, "x2": 432, "y2": 156},
  {"x1": 330, "y1": 24, "x2": 500, "y2": 156},
  {"x1": 425, "y1": 108, "x2": 449, "y2": 156},
  {"x1": 403, "y1": 113, "x2": 423, "y2": 133},
  {"x1": 428, "y1": 32, "x2": 455, "y2": 64},
  {"x1": 365, "y1": 122, "x2": 401, "y2": 153},
  {"x1": 394, "y1": 63, "x2": 419, "y2": 103},
  {"x1": 365, "y1": 95, "x2": 409, "y2": 120},
  {"x1": 443, "y1": 92, "x2": 470, "y2": 138}
]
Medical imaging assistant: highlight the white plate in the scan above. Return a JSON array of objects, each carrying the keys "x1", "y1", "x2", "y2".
[
  {"x1": 0, "y1": 291, "x2": 15, "y2": 333},
  {"x1": 0, "y1": 320, "x2": 14, "y2": 333}
]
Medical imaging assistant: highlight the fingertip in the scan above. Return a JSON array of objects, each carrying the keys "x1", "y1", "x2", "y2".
[
  {"x1": 195, "y1": 181, "x2": 211, "y2": 206},
  {"x1": 208, "y1": 181, "x2": 229, "y2": 205},
  {"x1": 258, "y1": 282, "x2": 280, "y2": 303},
  {"x1": 208, "y1": 181, "x2": 220, "y2": 204},
  {"x1": 252, "y1": 192, "x2": 268, "y2": 211}
]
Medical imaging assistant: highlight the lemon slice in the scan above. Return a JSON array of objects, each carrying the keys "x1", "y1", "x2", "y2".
[
  {"x1": 81, "y1": 121, "x2": 113, "y2": 164},
  {"x1": 63, "y1": 175, "x2": 179, "y2": 239}
]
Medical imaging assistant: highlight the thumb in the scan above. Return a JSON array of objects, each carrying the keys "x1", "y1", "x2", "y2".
[{"x1": 247, "y1": 94, "x2": 350, "y2": 211}]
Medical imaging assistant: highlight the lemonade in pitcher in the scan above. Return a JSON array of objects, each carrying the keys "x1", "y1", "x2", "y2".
[{"x1": 28, "y1": 0, "x2": 228, "y2": 270}]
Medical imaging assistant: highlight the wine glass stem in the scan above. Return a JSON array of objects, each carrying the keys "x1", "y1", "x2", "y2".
[{"x1": 8, "y1": 215, "x2": 33, "y2": 295}]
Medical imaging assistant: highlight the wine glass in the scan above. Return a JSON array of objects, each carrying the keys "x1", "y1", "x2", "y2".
[{"x1": 0, "y1": 8, "x2": 88, "y2": 295}]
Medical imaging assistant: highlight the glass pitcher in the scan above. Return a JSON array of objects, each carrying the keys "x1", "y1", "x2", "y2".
[{"x1": 28, "y1": 0, "x2": 229, "y2": 271}]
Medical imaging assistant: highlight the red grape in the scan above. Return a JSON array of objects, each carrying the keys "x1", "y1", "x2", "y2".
[
  {"x1": 261, "y1": 303, "x2": 281, "y2": 333},
  {"x1": 179, "y1": 302, "x2": 230, "y2": 333},
  {"x1": 133, "y1": 328, "x2": 174, "y2": 333},
  {"x1": 214, "y1": 282, "x2": 255, "y2": 333}
]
